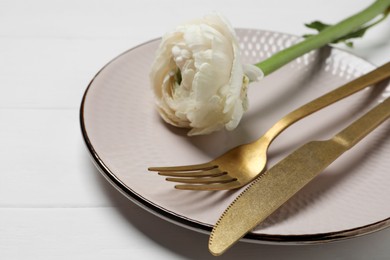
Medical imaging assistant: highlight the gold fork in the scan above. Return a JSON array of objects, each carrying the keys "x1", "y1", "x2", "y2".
[{"x1": 148, "y1": 62, "x2": 390, "y2": 190}]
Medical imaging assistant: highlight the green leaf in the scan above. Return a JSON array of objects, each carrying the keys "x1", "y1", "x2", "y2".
[
  {"x1": 332, "y1": 28, "x2": 366, "y2": 46},
  {"x1": 345, "y1": 41, "x2": 354, "y2": 48},
  {"x1": 303, "y1": 9, "x2": 389, "y2": 48},
  {"x1": 304, "y1": 21, "x2": 331, "y2": 32}
]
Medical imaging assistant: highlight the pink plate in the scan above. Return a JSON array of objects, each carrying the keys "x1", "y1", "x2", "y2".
[{"x1": 80, "y1": 29, "x2": 390, "y2": 244}]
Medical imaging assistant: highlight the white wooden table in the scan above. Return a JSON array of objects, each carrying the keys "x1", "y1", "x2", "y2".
[{"x1": 1, "y1": 0, "x2": 389, "y2": 259}]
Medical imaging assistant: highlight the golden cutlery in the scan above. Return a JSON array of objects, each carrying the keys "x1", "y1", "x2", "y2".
[
  {"x1": 149, "y1": 62, "x2": 390, "y2": 190},
  {"x1": 209, "y1": 95, "x2": 390, "y2": 255}
]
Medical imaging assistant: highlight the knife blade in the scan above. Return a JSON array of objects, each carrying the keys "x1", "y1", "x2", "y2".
[{"x1": 209, "y1": 96, "x2": 390, "y2": 256}]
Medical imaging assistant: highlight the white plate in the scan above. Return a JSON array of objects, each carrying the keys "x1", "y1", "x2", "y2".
[{"x1": 80, "y1": 29, "x2": 390, "y2": 244}]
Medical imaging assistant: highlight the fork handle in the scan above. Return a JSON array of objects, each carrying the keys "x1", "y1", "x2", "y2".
[{"x1": 262, "y1": 61, "x2": 390, "y2": 143}]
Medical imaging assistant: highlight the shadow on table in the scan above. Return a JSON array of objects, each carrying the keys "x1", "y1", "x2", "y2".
[{"x1": 91, "y1": 163, "x2": 390, "y2": 260}]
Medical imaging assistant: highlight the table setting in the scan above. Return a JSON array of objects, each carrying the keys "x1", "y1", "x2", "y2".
[{"x1": 1, "y1": 0, "x2": 390, "y2": 259}]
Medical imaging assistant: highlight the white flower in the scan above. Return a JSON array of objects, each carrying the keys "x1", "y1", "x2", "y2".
[{"x1": 150, "y1": 13, "x2": 263, "y2": 135}]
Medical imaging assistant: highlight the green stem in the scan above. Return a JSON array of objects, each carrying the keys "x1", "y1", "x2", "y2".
[{"x1": 256, "y1": 0, "x2": 390, "y2": 76}]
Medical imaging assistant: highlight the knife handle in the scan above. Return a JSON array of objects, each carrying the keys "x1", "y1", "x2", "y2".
[{"x1": 334, "y1": 96, "x2": 390, "y2": 149}]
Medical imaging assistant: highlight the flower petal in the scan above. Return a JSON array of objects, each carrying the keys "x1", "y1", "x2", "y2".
[{"x1": 243, "y1": 64, "x2": 264, "y2": 82}]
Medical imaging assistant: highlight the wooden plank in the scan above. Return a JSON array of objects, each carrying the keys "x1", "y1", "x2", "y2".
[
  {"x1": 0, "y1": 207, "x2": 389, "y2": 259},
  {"x1": 0, "y1": 109, "x2": 118, "y2": 207},
  {"x1": 0, "y1": 207, "x2": 182, "y2": 259},
  {"x1": 0, "y1": 38, "x2": 132, "y2": 109}
]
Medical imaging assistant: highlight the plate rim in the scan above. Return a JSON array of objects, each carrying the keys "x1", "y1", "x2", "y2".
[{"x1": 79, "y1": 28, "x2": 390, "y2": 245}]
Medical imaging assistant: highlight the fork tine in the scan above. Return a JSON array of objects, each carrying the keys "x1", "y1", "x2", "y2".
[
  {"x1": 157, "y1": 167, "x2": 223, "y2": 177},
  {"x1": 166, "y1": 174, "x2": 235, "y2": 184},
  {"x1": 148, "y1": 163, "x2": 216, "y2": 172},
  {"x1": 175, "y1": 181, "x2": 241, "y2": 191}
]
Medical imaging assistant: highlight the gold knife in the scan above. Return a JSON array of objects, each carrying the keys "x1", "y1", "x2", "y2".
[{"x1": 209, "y1": 95, "x2": 390, "y2": 256}]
